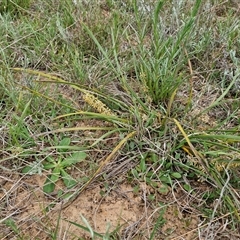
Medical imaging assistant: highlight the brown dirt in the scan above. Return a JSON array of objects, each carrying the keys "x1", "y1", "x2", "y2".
[{"x1": 0, "y1": 171, "x2": 201, "y2": 240}]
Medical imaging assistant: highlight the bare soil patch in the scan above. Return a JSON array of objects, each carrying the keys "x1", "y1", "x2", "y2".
[{"x1": 0, "y1": 171, "x2": 201, "y2": 239}]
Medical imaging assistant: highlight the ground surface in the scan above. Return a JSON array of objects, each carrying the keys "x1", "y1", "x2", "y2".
[
  {"x1": 1, "y1": 172, "x2": 201, "y2": 239},
  {"x1": 1, "y1": 0, "x2": 240, "y2": 239}
]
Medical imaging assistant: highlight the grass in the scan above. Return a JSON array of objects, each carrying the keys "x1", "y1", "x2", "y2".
[{"x1": 0, "y1": 0, "x2": 240, "y2": 239}]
